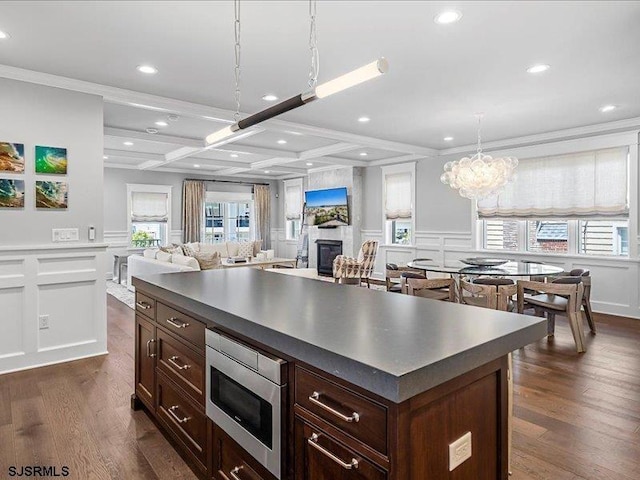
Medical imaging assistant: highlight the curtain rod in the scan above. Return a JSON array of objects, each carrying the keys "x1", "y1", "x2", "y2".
[{"x1": 184, "y1": 178, "x2": 270, "y2": 187}]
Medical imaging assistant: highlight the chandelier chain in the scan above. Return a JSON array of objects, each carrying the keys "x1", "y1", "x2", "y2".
[
  {"x1": 234, "y1": 0, "x2": 241, "y2": 122},
  {"x1": 476, "y1": 113, "x2": 483, "y2": 154},
  {"x1": 308, "y1": 0, "x2": 319, "y2": 88}
]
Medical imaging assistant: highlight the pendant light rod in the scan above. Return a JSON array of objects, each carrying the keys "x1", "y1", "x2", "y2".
[{"x1": 206, "y1": 58, "x2": 388, "y2": 145}]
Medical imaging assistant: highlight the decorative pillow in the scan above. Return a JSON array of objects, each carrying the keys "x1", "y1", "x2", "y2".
[
  {"x1": 182, "y1": 242, "x2": 200, "y2": 257},
  {"x1": 252, "y1": 240, "x2": 263, "y2": 256},
  {"x1": 171, "y1": 254, "x2": 201, "y2": 270},
  {"x1": 200, "y1": 243, "x2": 228, "y2": 258},
  {"x1": 143, "y1": 248, "x2": 158, "y2": 259},
  {"x1": 160, "y1": 244, "x2": 184, "y2": 256},
  {"x1": 237, "y1": 242, "x2": 254, "y2": 258},
  {"x1": 226, "y1": 242, "x2": 240, "y2": 257},
  {"x1": 156, "y1": 251, "x2": 172, "y2": 263},
  {"x1": 193, "y1": 251, "x2": 221, "y2": 270}
]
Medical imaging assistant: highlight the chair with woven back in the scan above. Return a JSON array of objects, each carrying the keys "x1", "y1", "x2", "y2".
[
  {"x1": 385, "y1": 264, "x2": 425, "y2": 293},
  {"x1": 517, "y1": 277, "x2": 586, "y2": 353},
  {"x1": 405, "y1": 276, "x2": 455, "y2": 301}
]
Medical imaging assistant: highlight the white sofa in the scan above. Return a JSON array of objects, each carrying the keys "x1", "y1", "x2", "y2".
[{"x1": 127, "y1": 241, "x2": 261, "y2": 291}]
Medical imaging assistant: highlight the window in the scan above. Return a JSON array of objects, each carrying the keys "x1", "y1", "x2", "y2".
[
  {"x1": 382, "y1": 163, "x2": 415, "y2": 245},
  {"x1": 127, "y1": 185, "x2": 171, "y2": 248},
  {"x1": 204, "y1": 191, "x2": 254, "y2": 244},
  {"x1": 284, "y1": 179, "x2": 303, "y2": 241},
  {"x1": 484, "y1": 220, "x2": 519, "y2": 251},
  {"x1": 478, "y1": 146, "x2": 629, "y2": 256}
]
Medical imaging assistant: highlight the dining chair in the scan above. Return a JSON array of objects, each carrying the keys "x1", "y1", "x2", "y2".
[
  {"x1": 564, "y1": 269, "x2": 595, "y2": 334},
  {"x1": 474, "y1": 277, "x2": 517, "y2": 312},
  {"x1": 405, "y1": 277, "x2": 455, "y2": 301},
  {"x1": 460, "y1": 280, "x2": 498, "y2": 309},
  {"x1": 517, "y1": 279, "x2": 586, "y2": 353},
  {"x1": 385, "y1": 263, "x2": 403, "y2": 293},
  {"x1": 400, "y1": 271, "x2": 427, "y2": 294}
]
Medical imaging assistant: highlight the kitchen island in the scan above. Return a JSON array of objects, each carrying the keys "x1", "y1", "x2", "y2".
[{"x1": 132, "y1": 268, "x2": 546, "y2": 480}]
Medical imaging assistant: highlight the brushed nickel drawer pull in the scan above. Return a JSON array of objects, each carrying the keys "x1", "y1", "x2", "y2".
[
  {"x1": 229, "y1": 466, "x2": 243, "y2": 480},
  {"x1": 168, "y1": 405, "x2": 190, "y2": 424},
  {"x1": 168, "y1": 355, "x2": 190, "y2": 370},
  {"x1": 136, "y1": 301, "x2": 151, "y2": 310},
  {"x1": 166, "y1": 317, "x2": 189, "y2": 329},
  {"x1": 308, "y1": 433, "x2": 359, "y2": 470},
  {"x1": 145, "y1": 339, "x2": 156, "y2": 358},
  {"x1": 309, "y1": 391, "x2": 360, "y2": 423}
]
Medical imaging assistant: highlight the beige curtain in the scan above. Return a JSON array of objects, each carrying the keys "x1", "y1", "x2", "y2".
[
  {"x1": 182, "y1": 180, "x2": 205, "y2": 243},
  {"x1": 254, "y1": 184, "x2": 271, "y2": 249}
]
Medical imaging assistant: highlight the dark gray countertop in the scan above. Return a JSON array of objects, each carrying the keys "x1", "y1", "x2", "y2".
[{"x1": 133, "y1": 269, "x2": 546, "y2": 403}]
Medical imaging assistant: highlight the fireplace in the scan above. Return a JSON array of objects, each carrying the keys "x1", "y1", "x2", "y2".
[{"x1": 316, "y1": 239, "x2": 343, "y2": 276}]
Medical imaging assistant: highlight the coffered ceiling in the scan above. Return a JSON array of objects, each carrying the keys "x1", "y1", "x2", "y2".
[{"x1": 0, "y1": 1, "x2": 639, "y2": 179}]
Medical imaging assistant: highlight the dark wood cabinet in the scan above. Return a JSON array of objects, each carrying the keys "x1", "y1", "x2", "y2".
[
  {"x1": 135, "y1": 314, "x2": 156, "y2": 410},
  {"x1": 294, "y1": 418, "x2": 386, "y2": 480},
  {"x1": 133, "y1": 286, "x2": 510, "y2": 480},
  {"x1": 211, "y1": 424, "x2": 276, "y2": 480}
]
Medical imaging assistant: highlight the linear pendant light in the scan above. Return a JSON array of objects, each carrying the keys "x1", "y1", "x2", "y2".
[{"x1": 206, "y1": 57, "x2": 389, "y2": 145}]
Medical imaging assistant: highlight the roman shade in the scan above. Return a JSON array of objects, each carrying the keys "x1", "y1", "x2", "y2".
[
  {"x1": 478, "y1": 147, "x2": 629, "y2": 219},
  {"x1": 131, "y1": 192, "x2": 169, "y2": 222},
  {"x1": 285, "y1": 183, "x2": 302, "y2": 220},
  {"x1": 384, "y1": 172, "x2": 412, "y2": 219}
]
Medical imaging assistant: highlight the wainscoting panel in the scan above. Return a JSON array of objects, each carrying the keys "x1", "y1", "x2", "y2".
[{"x1": 0, "y1": 244, "x2": 108, "y2": 374}]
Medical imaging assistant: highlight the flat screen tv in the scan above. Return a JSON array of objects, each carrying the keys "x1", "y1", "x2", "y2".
[{"x1": 304, "y1": 187, "x2": 349, "y2": 227}]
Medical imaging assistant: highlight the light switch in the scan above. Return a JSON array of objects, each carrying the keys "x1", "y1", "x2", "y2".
[
  {"x1": 449, "y1": 431, "x2": 472, "y2": 471},
  {"x1": 52, "y1": 228, "x2": 79, "y2": 242}
]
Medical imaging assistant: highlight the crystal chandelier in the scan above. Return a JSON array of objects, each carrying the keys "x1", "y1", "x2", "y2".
[{"x1": 440, "y1": 115, "x2": 518, "y2": 200}]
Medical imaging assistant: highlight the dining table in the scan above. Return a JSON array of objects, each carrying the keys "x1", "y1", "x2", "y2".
[{"x1": 406, "y1": 259, "x2": 565, "y2": 301}]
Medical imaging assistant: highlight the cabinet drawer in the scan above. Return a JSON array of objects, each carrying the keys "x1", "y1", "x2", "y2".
[
  {"x1": 212, "y1": 425, "x2": 275, "y2": 480},
  {"x1": 135, "y1": 292, "x2": 156, "y2": 319},
  {"x1": 157, "y1": 373, "x2": 207, "y2": 466},
  {"x1": 157, "y1": 302, "x2": 205, "y2": 348},
  {"x1": 157, "y1": 328, "x2": 205, "y2": 406},
  {"x1": 295, "y1": 366, "x2": 387, "y2": 455},
  {"x1": 295, "y1": 418, "x2": 387, "y2": 480}
]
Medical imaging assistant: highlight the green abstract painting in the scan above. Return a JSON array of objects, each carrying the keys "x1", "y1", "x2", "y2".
[{"x1": 35, "y1": 146, "x2": 67, "y2": 174}]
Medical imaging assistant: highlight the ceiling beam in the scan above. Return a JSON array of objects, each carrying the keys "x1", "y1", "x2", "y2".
[
  {"x1": 368, "y1": 154, "x2": 426, "y2": 167},
  {"x1": 104, "y1": 149, "x2": 256, "y2": 169},
  {"x1": 309, "y1": 156, "x2": 369, "y2": 167},
  {"x1": 104, "y1": 127, "x2": 203, "y2": 147},
  {"x1": 0, "y1": 64, "x2": 434, "y2": 156},
  {"x1": 250, "y1": 142, "x2": 362, "y2": 169}
]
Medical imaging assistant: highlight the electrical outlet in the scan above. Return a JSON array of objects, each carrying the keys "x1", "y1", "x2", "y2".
[
  {"x1": 39, "y1": 314, "x2": 50, "y2": 330},
  {"x1": 449, "y1": 431, "x2": 472, "y2": 471}
]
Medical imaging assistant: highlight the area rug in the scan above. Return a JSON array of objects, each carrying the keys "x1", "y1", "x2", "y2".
[{"x1": 106, "y1": 280, "x2": 134, "y2": 309}]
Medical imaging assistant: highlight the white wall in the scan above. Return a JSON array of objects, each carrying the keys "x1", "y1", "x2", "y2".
[
  {"x1": 360, "y1": 130, "x2": 640, "y2": 319},
  {"x1": 0, "y1": 78, "x2": 106, "y2": 373}
]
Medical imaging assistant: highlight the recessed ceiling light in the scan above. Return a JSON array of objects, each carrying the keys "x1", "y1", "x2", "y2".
[
  {"x1": 146, "y1": 127, "x2": 159, "y2": 134},
  {"x1": 0, "y1": 30, "x2": 9, "y2": 40},
  {"x1": 230, "y1": 154, "x2": 239, "y2": 158},
  {"x1": 123, "y1": 141, "x2": 134, "y2": 146},
  {"x1": 444, "y1": 136, "x2": 454, "y2": 142},
  {"x1": 137, "y1": 65, "x2": 158, "y2": 74},
  {"x1": 103, "y1": 155, "x2": 109, "y2": 160},
  {"x1": 262, "y1": 94, "x2": 278, "y2": 101},
  {"x1": 526, "y1": 64, "x2": 550, "y2": 74},
  {"x1": 434, "y1": 10, "x2": 462, "y2": 25},
  {"x1": 193, "y1": 164, "x2": 200, "y2": 168},
  {"x1": 599, "y1": 104, "x2": 617, "y2": 113},
  {"x1": 168, "y1": 114, "x2": 179, "y2": 121},
  {"x1": 359, "y1": 152, "x2": 368, "y2": 156},
  {"x1": 306, "y1": 162, "x2": 313, "y2": 166},
  {"x1": 264, "y1": 170, "x2": 271, "y2": 173},
  {"x1": 358, "y1": 116, "x2": 370, "y2": 123},
  {"x1": 155, "y1": 121, "x2": 168, "y2": 127},
  {"x1": 277, "y1": 139, "x2": 287, "y2": 145}
]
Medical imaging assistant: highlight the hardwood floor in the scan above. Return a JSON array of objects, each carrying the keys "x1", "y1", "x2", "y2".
[{"x1": 0, "y1": 296, "x2": 639, "y2": 479}]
